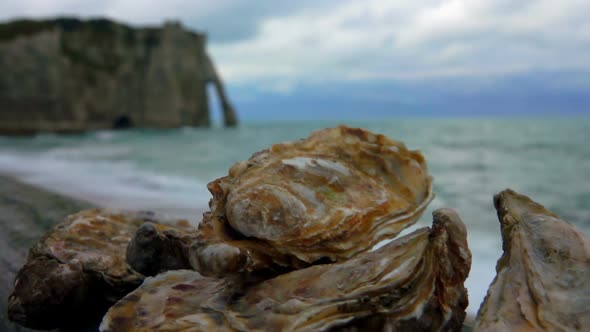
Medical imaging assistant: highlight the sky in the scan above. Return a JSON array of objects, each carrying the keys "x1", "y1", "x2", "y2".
[{"x1": 2, "y1": 0, "x2": 589, "y2": 120}]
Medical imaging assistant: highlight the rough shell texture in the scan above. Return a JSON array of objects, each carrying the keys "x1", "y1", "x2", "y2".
[
  {"x1": 126, "y1": 222, "x2": 194, "y2": 276},
  {"x1": 7, "y1": 209, "x2": 190, "y2": 330},
  {"x1": 474, "y1": 189, "x2": 590, "y2": 331},
  {"x1": 100, "y1": 208, "x2": 470, "y2": 332},
  {"x1": 191, "y1": 125, "x2": 433, "y2": 276}
]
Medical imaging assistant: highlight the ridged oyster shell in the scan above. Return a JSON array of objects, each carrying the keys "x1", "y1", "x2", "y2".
[
  {"x1": 475, "y1": 189, "x2": 590, "y2": 331},
  {"x1": 101, "y1": 209, "x2": 470, "y2": 332},
  {"x1": 129, "y1": 126, "x2": 432, "y2": 277},
  {"x1": 7, "y1": 209, "x2": 191, "y2": 330}
]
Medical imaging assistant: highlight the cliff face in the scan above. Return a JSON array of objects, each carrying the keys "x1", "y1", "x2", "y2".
[{"x1": 0, "y1": 18, "x2": 237, "y2": 135}]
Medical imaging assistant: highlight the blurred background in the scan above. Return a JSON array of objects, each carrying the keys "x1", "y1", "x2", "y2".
[{"x1": 1, "y1": 0, "x2": 589, "y2": 318}]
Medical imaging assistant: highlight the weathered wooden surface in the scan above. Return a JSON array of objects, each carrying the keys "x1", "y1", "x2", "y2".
[{"x1": 0, "y1": 176, "x2": 92, "y2": 331}]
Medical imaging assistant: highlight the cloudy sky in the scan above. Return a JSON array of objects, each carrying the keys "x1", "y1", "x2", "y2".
[{"x1": 2, "y1": 0, "x2": 589, "y2": 119}]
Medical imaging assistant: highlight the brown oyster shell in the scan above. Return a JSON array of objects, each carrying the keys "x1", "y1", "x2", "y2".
[
  {"x1": 154, "y1": 126, "x2": 432, "y2": 277},
  {"x1": 474, "y1": 189, "x2": 590, "y2": 331},
  {"x1": 7, "y1": 209, "x2": 190, "y2": 330},
  {"x1": 101, "y1": 208, "x2": 470, "y2": 332}
]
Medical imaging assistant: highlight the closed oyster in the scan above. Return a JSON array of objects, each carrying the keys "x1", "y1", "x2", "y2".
[
  {"x1": 101, "y1": 208, "x2": 471, "y2": 332},
  {"x1": 474, "y1": 189, "x2": 590, "y2": 331},
  {"x1": 128, "y1": 126, "x2": 433, "y2": 277},
  {"x1": 7, "y1": 209, "x2": 190, "y2": 330}
]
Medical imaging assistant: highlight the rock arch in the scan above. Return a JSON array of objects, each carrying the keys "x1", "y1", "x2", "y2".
[{"x1": 204, "y1": 54, "x2": 238, "y2": 127}]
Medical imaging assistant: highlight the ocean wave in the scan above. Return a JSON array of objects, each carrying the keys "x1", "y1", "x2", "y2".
[
  {"x1": 0, "y1": 151, "x2": 212, "y2": 212},
  {"x1": 1, "y1": 118, "x2": 588, "y2": 315}
]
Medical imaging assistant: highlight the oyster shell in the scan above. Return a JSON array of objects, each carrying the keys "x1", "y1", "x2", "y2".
[
  {"x1": 128, "y1": 126, "x2": 433, "y2": 277},
  {"x1": 474, "y1": 189, "x2": 590, "y2": 331},
  {"x1": 126, "y1": 222, "x2": 194, "y2": 276},
  {"x1": 7, "y1": 209, "x2": 190, "y2": 330},
  {"x1": 101, "y1": 208, "x2": 471, "y2": 332}
]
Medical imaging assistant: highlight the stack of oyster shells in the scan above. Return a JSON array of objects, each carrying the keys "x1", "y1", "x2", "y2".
[{"x1": 6, "y1": 126, "x2": 589, "y2": 331}]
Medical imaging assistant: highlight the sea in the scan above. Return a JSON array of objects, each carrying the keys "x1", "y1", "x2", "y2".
[{"x1": 1, "y1": 117, "x2": 589, "y2": 315}]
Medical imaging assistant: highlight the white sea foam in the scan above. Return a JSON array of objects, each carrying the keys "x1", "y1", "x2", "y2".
[{"x1": 0, "y1": 149, "x2": 211, "y2": 222}]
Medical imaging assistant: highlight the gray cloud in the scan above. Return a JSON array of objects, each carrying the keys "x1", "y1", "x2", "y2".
[
  {"x1": 191, "y1": 1, "x2": 344, "y2": 42},
  {"x1": 207, "y1": 0, "x2": 590, "y2": 92},
  {"x1": 1, "y1": 0, "x2": 589, "y2": 93}
]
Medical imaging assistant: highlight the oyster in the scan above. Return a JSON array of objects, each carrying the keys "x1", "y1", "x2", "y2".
[
  {"x1": 7, "y1": 209, "x2": 191, "y2": 330},
  {"x1": 101, "y1": 208, "x2": 471, "y2": 332},
  {"x1": 126, "y1": 222, "x2": 194, "y2": 276},
  {"x1": 128, "y1": 126, "x2": 433, "y2": 277},
  {"x1": 474, "y1": 189, "x2": 590, "y2": 331}
]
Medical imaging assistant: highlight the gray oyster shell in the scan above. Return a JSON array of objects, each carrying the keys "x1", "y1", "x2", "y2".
[{"x1": 474, "y1": 189, "x2": 590, "y2": 331}]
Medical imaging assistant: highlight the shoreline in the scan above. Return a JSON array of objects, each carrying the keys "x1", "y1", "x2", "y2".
[
  {"x1": 0, "y1": 171, "x2": 207, "y2": 224},
  {"x1": 0, "y1": 175, "x2": 206, "y2": 331},
  {"x1": 0, "y1": 175, "x2": 94, "y2": 332}
]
